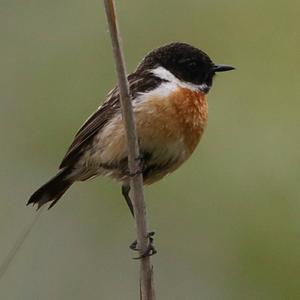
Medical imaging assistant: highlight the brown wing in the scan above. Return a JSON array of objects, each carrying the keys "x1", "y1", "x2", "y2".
[
  {"x1": 59, "y1": 88, "x2": 119, "y2": 168},
  {"x1": 59, "y1": 72, "x2": 166, "y2": 169}
]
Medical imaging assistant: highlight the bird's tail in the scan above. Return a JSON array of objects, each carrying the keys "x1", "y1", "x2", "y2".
[{"x1": 27, "y1": 168, "x2": 74, "y2": 209}]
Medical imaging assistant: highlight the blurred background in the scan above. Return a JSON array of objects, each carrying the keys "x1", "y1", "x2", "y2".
[{"x1": 0, "y1": 0, "x2": 299, "y2": 299}]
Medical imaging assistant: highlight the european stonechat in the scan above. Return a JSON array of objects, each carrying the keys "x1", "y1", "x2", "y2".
[{"x1": 28, "y1": 42, "x2": 234, "y2": 214}]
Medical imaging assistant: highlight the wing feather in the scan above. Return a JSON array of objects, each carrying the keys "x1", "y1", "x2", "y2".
[{"x1": 59, "y1": 72, "x2": 166, "y2": 169}]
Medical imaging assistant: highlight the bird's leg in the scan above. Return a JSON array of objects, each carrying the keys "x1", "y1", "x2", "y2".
[
  {"x1": 121, "y1": 183, "x2": 157, "y2": 259},
  {"x1": 121, "y1": 184, "x2": 134, "y2": 217},
  {"x1": 121, "y1": 152, "x2": 146, "y2": 215}
]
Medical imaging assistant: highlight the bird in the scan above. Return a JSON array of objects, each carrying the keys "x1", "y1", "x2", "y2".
[{"x1": 28, "y1": 42, "x2": 234, "y2": 214}]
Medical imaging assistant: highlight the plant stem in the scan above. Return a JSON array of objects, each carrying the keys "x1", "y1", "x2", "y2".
[{"x1": 103, "y1": 1, "x2": 155, "y2": 299}]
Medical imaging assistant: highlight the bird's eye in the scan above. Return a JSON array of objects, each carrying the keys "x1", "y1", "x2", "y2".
[{"x1": 188, "y1": 61, "x2": 197, "y2": 68}]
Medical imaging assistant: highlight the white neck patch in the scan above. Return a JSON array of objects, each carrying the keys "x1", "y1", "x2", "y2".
[{"x1": 151, "y1": 66, "x2": 209, "y2": 93}]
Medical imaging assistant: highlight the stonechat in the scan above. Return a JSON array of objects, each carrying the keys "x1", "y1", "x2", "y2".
[{"x1": 28, "y1": 42, "x2": 234, "y2": 214}]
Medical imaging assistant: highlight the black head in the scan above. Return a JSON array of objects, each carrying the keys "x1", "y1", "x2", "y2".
[{"x1": 137, "y1": 42, "x2": 234, "y2": 92}]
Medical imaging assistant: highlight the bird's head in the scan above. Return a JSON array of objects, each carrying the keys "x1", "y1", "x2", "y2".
[{"x1": 137, "y1": 42, "x2": 234, "y2": 93}]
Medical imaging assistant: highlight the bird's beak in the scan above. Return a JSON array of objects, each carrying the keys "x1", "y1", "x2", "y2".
[{"x1": 212, "y1": 64, "x2": 235, "y2": 72}]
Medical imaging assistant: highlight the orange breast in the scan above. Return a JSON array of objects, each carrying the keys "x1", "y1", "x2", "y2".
[
  {"x1": 170, "y1": 87, "x2": 208, "y2": 153},
  {"x1": 135, "y1": 86, "x2": 208, "y2": 155}
]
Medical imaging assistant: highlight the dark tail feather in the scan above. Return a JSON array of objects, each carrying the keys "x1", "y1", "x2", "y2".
[{"x1": 27, "y1": 168, "x2": 74, "y2": 209}]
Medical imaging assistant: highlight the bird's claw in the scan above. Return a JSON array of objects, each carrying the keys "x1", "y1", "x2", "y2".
[
  {"x1": 129, "y1": 231, "x2": 157, "y2": 259},
  {"x1": 133, "y1": 244, "x2": 157, "y2": 260}
]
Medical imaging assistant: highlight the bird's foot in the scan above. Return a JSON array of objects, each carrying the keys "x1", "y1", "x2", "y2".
[{"x1": 129, "y1": 231, "x2": 157, "y2": 259}]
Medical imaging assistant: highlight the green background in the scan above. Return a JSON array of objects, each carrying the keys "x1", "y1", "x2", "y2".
[{"x1": 1, "y1": 0, "x2": 299, "y2": 299}]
